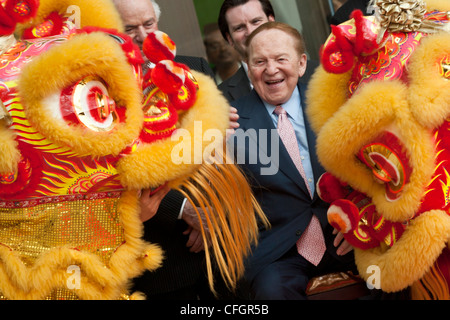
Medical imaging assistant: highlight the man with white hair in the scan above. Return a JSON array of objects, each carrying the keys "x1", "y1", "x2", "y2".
[{"x1": 113, "y1": 0, "x2": 214, "y2": 75}]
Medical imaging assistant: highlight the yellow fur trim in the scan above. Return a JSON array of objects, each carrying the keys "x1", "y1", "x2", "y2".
[
  {"x1": 0, "y1": 189, "x2": 162, "y2": 299},
  {"x1": 355, "y1": 210, "x2": 450, "y2": 293},
  {"x1": 111, "y1": 190, "x2": 163, "y2": 279},
  {"x1": 18, "y1": 32, "x2": 143, "y2": 157},
  {"x1": 314, "y1": 80, "x2": 435, "y2": 222},
  {"x1": 425, "y1": 0, "x2": 450, "y2": 11},
  {"x1": 305, "y1": 66, "x2": 352, "y2": 134},
  {"x1": 117, "y1": 71, "x2": 229, "y2": 189},
  {"x1": 408, "y1": 32, "x2": 450, "y2": 129},
  {"x1": 129, "y1": 291, "x2": 146, "y2": 300},
  {"x1": 175, "y1": 150, "x2": 269, "y2": 294},
  {"x1": 16, "y1": 0, "x2": 124, "y2": 35},
  {"x1": 141, "y1": 243, "x2": 164, "y2": 271}
]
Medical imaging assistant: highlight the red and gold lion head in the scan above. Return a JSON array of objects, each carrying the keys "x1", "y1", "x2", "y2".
[
  {"x1": 0, "y1": 0, "x2": 266, "y2": 299},
  {"x1": 308, "y1": 0, "x2": 450, "y2": 299}
]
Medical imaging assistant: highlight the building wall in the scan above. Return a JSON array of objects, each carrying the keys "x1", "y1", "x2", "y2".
[
  {"x1": 158, "y1": 0, "x2": 335, "y2": 61},
  {"x1": 296, "y1": 0, "x2": 333, "y2": 61},
  {"x1": 157, "y1": 0, "x2": 208, "y2": 59}
]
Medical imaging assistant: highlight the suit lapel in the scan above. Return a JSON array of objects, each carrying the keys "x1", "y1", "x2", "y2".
[
  {"x1": 237, "y1": 90, "x2": 273, "y2": 160},
  {"x1": 228, "y1": 67, "x2": 251, "y2": 101},
  {"x1": 238, "y1": 89, "x2": 310, "y2": 195}
]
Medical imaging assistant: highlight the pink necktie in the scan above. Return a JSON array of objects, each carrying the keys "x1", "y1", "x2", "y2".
[{"x1": 274, "y1": 105, "x2": 326, "y2": 266}]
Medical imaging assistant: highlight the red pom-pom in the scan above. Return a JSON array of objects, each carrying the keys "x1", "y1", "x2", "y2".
[
  {"x1": 316, "y1": 172, "x2": 349, "y2": 203},
  {"x1": 168, "y1": 70, "x2": 198, "y2": 111},
  {"x1": 143, "y1": 30, "x2": 176, "y2": 64},
  {"x1": 327, "y1": 199, "x2": 360, "y2": 233},
  {"x1": 321, "y1": 11, "x2": 384, "y2": 74},
  {"x1": 328, "y1": 198, "x2": 381, "y2": 249},
  {"x1": 151, "y1": 60, "x2": 185, "y2": 94},
  {"x1": 5, "y1": 0, "x2": 39, "y2": 23}
]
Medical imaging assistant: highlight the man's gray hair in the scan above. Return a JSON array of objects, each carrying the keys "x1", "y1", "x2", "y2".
[
  {"x1": 112, "y1": 0, "x2": 161, "y2": 21},
  {"x1": 151, "y1": 0, "x2": 161, "y2": 21}
]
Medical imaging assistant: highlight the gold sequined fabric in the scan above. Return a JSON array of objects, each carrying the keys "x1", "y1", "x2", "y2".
[{"x1": 0, "y1": 194, "x2": 125, "y2": 299}]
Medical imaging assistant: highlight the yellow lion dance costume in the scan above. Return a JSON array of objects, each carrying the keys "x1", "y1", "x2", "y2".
[
  {"x1": 307, "y1": 0, "x2": 450, "y2": 299},
  {"x1": 0, "y1": 0, "x2": 266, "y2": 299}
]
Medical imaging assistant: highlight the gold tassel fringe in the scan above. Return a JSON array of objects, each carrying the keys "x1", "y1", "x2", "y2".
[{"x1": 175, "y1": 149, "x2": 269, "y2": 295}]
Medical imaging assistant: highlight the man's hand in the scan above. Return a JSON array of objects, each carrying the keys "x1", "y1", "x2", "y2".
[
  {"x1": 183, "y1": 226, "x2": 204, "y2": 253},
  {"x1": 139, "y1": 184, "x2": 170, "y2": 222},
  {"x1": 227, "y1": 106, "x2": 240, "y2": 139},
  {"x1": 333, "y1": 228, "x2": 353, "y2": 256},
  {"x1": 181, "y1": 200, "x2": 211, "y2": 252}
]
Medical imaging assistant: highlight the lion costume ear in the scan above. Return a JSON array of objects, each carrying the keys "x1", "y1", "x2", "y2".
[{"x1": 18, "y1": 31, "x2": 143, "y2": 157}]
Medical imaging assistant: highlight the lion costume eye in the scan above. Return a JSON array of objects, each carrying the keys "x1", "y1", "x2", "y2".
[
  {"x1": 59, "y1": 75, "x2": 122, "y2": 132},
  {"x1": 19, "y1": 32, "x2": 144, "y2": 157}
]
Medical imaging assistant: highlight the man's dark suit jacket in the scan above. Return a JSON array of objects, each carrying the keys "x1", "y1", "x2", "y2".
[
  {"x1": 230, "y1": 80, "x2": 353, "y2": 282},
  {"x1": 219, "y1": 59, "x2": 319, "y2": 103},
  {"x1": 175, "y1": 55, "x2": 215, "y2": 79},
  {"x1": 132, "y1": 55, "x2": 214, "y2": 297},
  {"x1": 218, "y1": 65, "x2": 251, "y2": 103}
]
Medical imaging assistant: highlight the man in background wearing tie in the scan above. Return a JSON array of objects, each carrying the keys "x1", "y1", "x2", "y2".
[{"x1": 228, "y1": 21, "x2": 356, "y2": 299}]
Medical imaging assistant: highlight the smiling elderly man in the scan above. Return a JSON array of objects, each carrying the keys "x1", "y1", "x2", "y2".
[{"x1": 228, "y1": 22, "x2": 356, "y2": 299}]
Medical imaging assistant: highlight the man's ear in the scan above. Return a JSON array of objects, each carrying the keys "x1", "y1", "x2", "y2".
[
  {"x1": 268, "y1": 15, "x2": 275, "y2": 22},
  {"x1": 246, "y1": 57, "x2": 255, "y2": 84},
  {"x1": 298, "y1": 53, "x2": 307, "y2": 78}
]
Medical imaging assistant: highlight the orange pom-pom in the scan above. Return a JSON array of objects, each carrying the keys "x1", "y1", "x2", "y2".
[
  {"x1": 143, "y1": 30, "x2": 176, "y2": 64},
  {"x1": 151, "y1": 60, "x2": 185, "y2": 94},
  {"x1": 327, "y1": 199, "x2": 359, "y2": 233}
]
